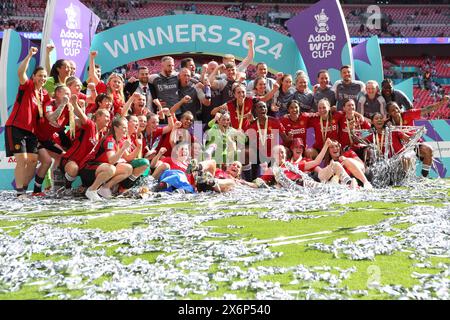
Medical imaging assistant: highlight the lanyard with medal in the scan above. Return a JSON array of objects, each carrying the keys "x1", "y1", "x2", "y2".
[
  {"x1": 236, "y1": 101, "x2": 245, "y2": 130},
  {"x1": 320, "y1": 116, "x2": 329, "y2": 143},
  {"x1": 257, "y1": 117, "x2": 268, "y2": 147},
  {"x1": 36, "y1": 89, "x2": 44, "y2": 118}
]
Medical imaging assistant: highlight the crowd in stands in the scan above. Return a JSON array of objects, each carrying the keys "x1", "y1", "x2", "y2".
[
  {"x1": 0, "y1": 18, "x2": 41, "y2": 32},
  {"x1": 1, "y1": 1, "x2": 449, "y2": 38},
  {"x1": 381, "y1": 55, "x2": 450, "y2": 118},
  {"x1": 4, "y1": 37, "x2": 449, "y2": 201}
]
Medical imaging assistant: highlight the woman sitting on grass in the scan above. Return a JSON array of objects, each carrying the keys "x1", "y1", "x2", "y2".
[{"x1": 323, "y1": 140, "x2": 373, "y2": 189}]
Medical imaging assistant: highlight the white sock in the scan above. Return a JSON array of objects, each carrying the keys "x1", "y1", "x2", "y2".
[{"x1": 65, "y1": 172, "x2": 76, "y2": 182}]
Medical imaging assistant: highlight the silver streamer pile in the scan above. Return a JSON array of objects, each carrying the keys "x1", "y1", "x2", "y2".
[
  {"x1": 362, "y1": 126, "x2": 425, "y2": 188},
  {"x1": 273, "y1": 161, "x2": 333, "y2": 192}
]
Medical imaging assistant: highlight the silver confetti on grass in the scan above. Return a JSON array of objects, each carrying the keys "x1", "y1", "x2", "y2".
[
  {"x1": 1, "y1": 176, "x2": 447, "y2": 220},
  {"x1": 218, "y1": 262, "x2": 362, "y2": 300},
  {"x1": 0, "y1": 177, "x2": 448, "y2": 299},
  {"x1": 292, "y1": 265, "x2": 357, "y2": 285},
  {"x1": 289, "y1": 265, "x2": 365, "y2": 300},
  {"x1": 76, "y1": 257, "x2": 218, "y2": 299},
  {"x1": 255, "y1": 285, "x2": 296, "y2": 300},
  {"x1": 309, "y1": 236, "x2": 402, "y2": 261},
  {"x1": 227, "y1": 266, "x2": 295, "y2": 300},
  {"x1": 226, "y1": 225, "x2": 243, "y2": 229},
  {"x1": 309, "y1": 205, "x2": 450, "y2": 261},
  {"x1": 46, "y1": 216, "x2": 88, "y2": 225},
  {"x1": 204, "y1": 241, "x2": 282, "y2": 266},
  {"x1": 307, "y1": 203, "x2": 450, "y2": 299},
  {"x1": 398, "y1": 206, "x2": 450, "y2": 257},
  {"x1": 411, "y1": 267, "x2": 450, "y2": 300},
  {"x1": 209, "y1": 293, "x2": 240, "y2": 300}
]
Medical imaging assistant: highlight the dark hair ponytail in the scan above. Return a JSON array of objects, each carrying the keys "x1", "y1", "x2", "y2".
[{"x1": 32, "y1": 66, "x2": 45, "y2": 76}]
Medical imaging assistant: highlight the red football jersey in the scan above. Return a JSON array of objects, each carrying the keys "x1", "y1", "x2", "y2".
[
  {"x1": 308, "y1": 113, "x2": 342, "y2": 150},
  {"x1": 161, "y1": 156, "x2": 195, "y2": 186},
  {"x1": 145, "y1": 127, "x2": 164, "y2": 150},
  {"x1": 214, "y1": 168, "x2": 232, "y2": 179},
  {"x1": 161, "y1": 156, "x2": 188, "y2": 172},
  {"x1": 366, "y1": 131, "x2": 405, "y2": 157},
  {"x1": 63, "y1": 119, "x2": 98, "y2": 167},
  {"x1": 246, "y1": 117, "x2": 285, "y2": 159},
  {"x1": 112, "y1": 91, "x2": 125, "y2": 115},
  {"x1": 227, "y1": 98, "x2": 253, "y2": 130},
  {"x1": 96, "y1": 81, "x2": 107, "y2": 94},
  {"x1": 157, "y1": 128, "x2": 196, "y2": 158},
  {"x1": 401, "y1": 109, "x2": 421, "y2": 126},
  {"x1": 35, "y1": 100, "x2": 70, "y2": 142},
  {"x1": 294, "y1": 157, "x2": 317, "y2": 173},
  {"x1": 94, "y1": 135, "x2": 118, "y2": 164},
  {"x1": 260, "y1": 161, "x2": 303, "y2": 184},
  {"x1": 338, "y1": 114, "x2": 371, "y2": 149},
  {"x1": 6, "y1": 79, "x2": 51, "y2": 133},
  {"x1": 280, "y1": 114, "x2": 309, "y2": 147},
  {"x1": 77, "y1": 92, "x2": 87, "y2": 101},
  {"x1": 84, "y1": 82, "x2": 107, "y2": 115},
  {"x1": 127, "y1": 133, "x2": 138, "y2": 153}
]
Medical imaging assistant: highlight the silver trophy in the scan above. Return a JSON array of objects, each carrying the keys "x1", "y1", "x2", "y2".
[{"x1": 315, "y1": 9, "x2": 329, "y2": 33}]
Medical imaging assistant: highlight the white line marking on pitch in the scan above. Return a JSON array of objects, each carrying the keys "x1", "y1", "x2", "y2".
[
  {"x1": 268, "y1": 236, "x2": 332, "y2": 247},
  {"x1": 244, "y1": 231, "x2": 332, "y2": 244}
]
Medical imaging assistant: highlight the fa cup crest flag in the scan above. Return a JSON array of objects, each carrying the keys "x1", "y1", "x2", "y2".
[
  {"x1": 286, "y1": 0, "x2": 353, "y2": 84},
  {"x1": 40, "y1": 0, "x2": 100, "y2": 80}
]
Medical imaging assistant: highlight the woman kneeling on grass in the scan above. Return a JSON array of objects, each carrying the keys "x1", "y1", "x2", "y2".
[{"x1": 61, "y1": 96, "x2": 110, "y2": 195}]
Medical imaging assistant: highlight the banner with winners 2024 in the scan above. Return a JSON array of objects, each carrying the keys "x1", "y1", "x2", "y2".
[
  {"x1": 40, "y1": 0, "x2": 99, "y2": 79},
  {"x1": 89, "y1": 14, "x2": 306, "y2": 76},
  {"x1": 286, "y1": 0, "x2": 353, "y2": 84}
]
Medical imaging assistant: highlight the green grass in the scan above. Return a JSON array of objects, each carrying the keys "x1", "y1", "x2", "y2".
[
  {"x1": 203, "y1": 209, "x2": 387, "y2": 241},
  {"x1": 64, "y1": 213, "x2": 150, "y2": 231},
  {"x1": 0, "y1": 181, "x2": 449, "y2": 300}
]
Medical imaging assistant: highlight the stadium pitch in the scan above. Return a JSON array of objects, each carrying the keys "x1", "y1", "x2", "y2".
[{"x1": 0, "y1": 178, "x2": 449, "y2": 300}]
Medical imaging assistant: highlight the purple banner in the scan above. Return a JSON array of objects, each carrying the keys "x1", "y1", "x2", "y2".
[
  {"x1": 41, "y1": 0, "x2": 99, "y2": 79},
  {"x1": 286, "y1": 0, "x2": 353, "y2": 83}
]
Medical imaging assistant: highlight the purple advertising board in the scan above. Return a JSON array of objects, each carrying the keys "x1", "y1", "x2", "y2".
[
  {"x1": 40, "y1": 0, "x2": 99, "y2": 79},
  {"x1": 286, "y1": 0, "x2": 353, "y2": 83}
]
